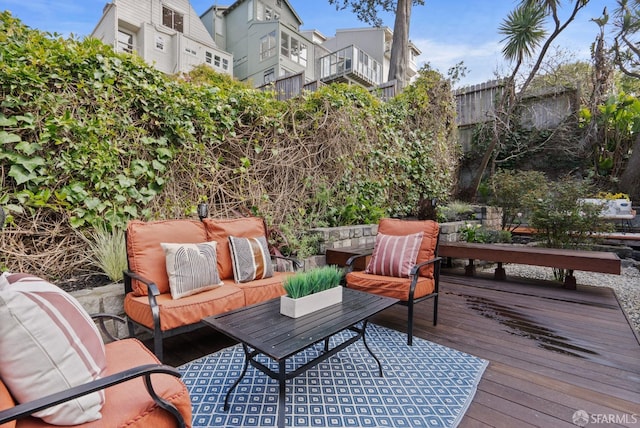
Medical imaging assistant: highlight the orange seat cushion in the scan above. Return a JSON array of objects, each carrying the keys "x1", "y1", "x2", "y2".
[
  {"x1": 124, "y1": 285, "x2": 245, "y2": 331},
  {"x1": 126, "y1": 220, "x2": 208, "y2": 296},
  {"x1": 203, "y1": 217, "x2": 267, "y2": 280},
  {"x1": 15, "y1": 339, "x2": 191, "y2": 428},
  {"x1": 346, "y1": 271, "x2": 435, "y2": 301},
  {"x1": 0, "y1": 379, "x2": 16, "y2": 428},
  {"x1": 377, "y1": 218, "x2": 439, "y2": 278},
  {"x1": 223, "y1": 271, "x2": 293, "y2": 306}
]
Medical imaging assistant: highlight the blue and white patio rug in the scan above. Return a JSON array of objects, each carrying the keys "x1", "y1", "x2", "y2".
[{"x1": 179, "y1": 324, "x2": 489, "y2": 428}]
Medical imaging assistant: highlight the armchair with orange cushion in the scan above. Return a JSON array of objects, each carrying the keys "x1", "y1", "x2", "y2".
[
  {"x1": 0, "y1": 273, "x2": 191, "y2": 428},
  {"x1": 344, "y1": 218, "x2": 441, "y2": 345}
]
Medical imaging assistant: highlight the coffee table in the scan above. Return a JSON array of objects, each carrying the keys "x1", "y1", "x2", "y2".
[{"x1": 202, "y1": 287, "x2": 398, "y2": 428}]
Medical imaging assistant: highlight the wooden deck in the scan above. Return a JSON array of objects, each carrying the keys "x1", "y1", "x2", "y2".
[{"x1": 157, "y1": 273, "x2": 640, "y2": 427}]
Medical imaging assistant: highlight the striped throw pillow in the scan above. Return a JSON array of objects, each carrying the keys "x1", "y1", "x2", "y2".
[
  {"x1": 0, "y1": 273, "x2": 106, "y2": 425},
  {"x1": 365, "y1": 232, "x2": 424, "y2": 278},
  {"x1": 229, "y1": 236, "x2": 274, "y2": 283},
  {"x1": 161, "y1": 241, "x2": 224, "y2": 299}
]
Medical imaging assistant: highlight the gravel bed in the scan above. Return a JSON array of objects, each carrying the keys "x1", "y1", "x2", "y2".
[{"x1": 480, "y1": 263, "x2": 640, "y2": 336}]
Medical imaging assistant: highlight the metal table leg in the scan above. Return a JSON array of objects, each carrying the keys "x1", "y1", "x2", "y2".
[{"x1": 223, "y1": 344, "x2": 256, "y2": 411}]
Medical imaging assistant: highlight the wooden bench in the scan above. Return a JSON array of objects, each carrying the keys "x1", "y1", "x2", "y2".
[
  {"x1": 438, "y1": 242, "x2": 621, "y2": 289},
  {"x1": 326, "y1": 242, "x2": 622, "y2": 290}
]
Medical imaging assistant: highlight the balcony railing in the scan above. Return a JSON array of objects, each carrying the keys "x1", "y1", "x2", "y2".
[{"x1": 319, "y1": 45, "x2": 382, "y2": 87}]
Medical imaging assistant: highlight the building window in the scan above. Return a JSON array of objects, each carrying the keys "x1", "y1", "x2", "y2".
[
  {"x1": 259, "y1": 30, "x2": 276, "y2": 61},
  {"x1": 162, "y1": 6, "x2": 183, "y2": 33},
  {"x1": 247, "y1": 0, "x2": 253, "y2": 21},
  {"x1": 281, "y1": 33, "x2": 289, "y2": 57},
  {"x1": 222, "y1": 58, "x2": 229, "y2": 70},
  {"x1": 290, "y1": 38, "x2": 299, "y2": 63},
  {"x1": 205, "y1": 51, "x2": 212, "y2": 64},
  {"x1": 280, "y1": 32, "x2": 308, "y2": 67},
  {"x1": 214, "y1": 55, "x2": 221, "y2": 67},
  {"x1": 264, "y1": 68, "x2": 275, "y2": 84},
  {"x1": 117, "y1": 30, "x2": 133, "y2": 53},
  {"x1": 155, "y1": 35, "x2": 165, "y2": 51},
  {"x1": 299, "y1": 42, "x2": 307, "y2": 67},
  {"x1": 185, "y1": 47, "x2": 197, "y2": 56},
  {"x1": 256, "y1": 1, "x2": 279, "y2": 21}
]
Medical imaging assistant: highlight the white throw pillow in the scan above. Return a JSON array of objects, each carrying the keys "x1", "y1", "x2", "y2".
[
  {"x1": 0, "y1": 273, "x2": 106, "y2": 425},
  {"x1": 161, "y1": 241, "x2": 223, "y2": 299}
]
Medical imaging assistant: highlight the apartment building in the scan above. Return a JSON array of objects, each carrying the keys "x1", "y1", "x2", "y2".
[
  {"x1": 92, "y1": 0, "x2": 233, "y2": 76},
  {"x1": 320, "y1": 27, "x2": 421, "y2": 85},
  {"x1": 201, "y1": 0, "x2": 322, "y2": 86},
  {"x1": 201, "y1": 0, "x2": 420, "y2": 90}
]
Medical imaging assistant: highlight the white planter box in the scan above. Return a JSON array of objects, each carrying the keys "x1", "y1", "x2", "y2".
[{"x1": 280, "y1": 286, "x2": 343, "y2": 318}]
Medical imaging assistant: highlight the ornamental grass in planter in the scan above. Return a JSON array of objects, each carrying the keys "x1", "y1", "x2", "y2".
[{"x1": 280, "y1": 266, "x2": 344, "y2": 318}]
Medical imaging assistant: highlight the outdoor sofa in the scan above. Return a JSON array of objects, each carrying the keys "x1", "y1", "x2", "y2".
[{"x1": 124, "y1": 216, "x2": 298, "y2": 361}]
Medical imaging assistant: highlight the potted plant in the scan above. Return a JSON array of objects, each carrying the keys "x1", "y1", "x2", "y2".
[{"x1": 280, "y1": 266, "x2": 344, "y2": 318}]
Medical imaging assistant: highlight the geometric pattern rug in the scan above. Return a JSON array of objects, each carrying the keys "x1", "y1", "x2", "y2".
[{"x1": 178, "y1": 323, "x2": 489, "y2": 427}]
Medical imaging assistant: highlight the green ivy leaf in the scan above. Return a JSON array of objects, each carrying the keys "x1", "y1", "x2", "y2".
[
  {"x1": 0, "y1": 131, "x2": 21, "y2": 144},
  {"x1": 8, "y1": 165, "x2": 37, "y2": 185},
  {"x1": 0, "y1": 115, "x2": 17, "y2": 126},
  {"x1": 69, "y1": 216, "x2": 85, "y2": 228},
  {"x1": 14, "y1": 140, "x2": 40, "y2": 155}
]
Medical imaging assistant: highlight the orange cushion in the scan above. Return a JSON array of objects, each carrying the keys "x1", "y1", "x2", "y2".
[
  {"x1": 377, "y1": 218, "x2": 439, "y2": 278},
  {"x1": 222, "y1": 271, "x2": 293, "y2": 306},
  {"x1": 346, "y1": 271, "x2": 435, "y2": 301},
  {"x1": 0, "y1": 379, "x2": 16, "y2": 428},
  {"x1": 16, "y1": 339, "x2": 191, "y2": 428},
  {"x1": 203, "y1": 217, "x2": 267, "y2": 280},
  {"x1": 126, "y1": 220, "x2": 207, "y2": 295},
  {"x1": 124, "y1": 285, "x2": 245, "y2": 331}
]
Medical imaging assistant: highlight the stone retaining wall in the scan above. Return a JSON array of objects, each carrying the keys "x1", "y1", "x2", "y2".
[{"x1": 308, "y1": 206, "x2": 501, "y2": 251}]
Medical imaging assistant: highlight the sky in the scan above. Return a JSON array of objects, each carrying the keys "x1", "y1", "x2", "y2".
[{"x1": 0, "y1": 0, "x2": 612, "y2": 87}]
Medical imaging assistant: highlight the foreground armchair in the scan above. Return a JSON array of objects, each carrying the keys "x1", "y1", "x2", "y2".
[
  {"x1": 344, "y1": 218, "x2": 441, "y2": 345},
  {"x1": 0, "y1": 273, "x2": 191, "y2": 428}
]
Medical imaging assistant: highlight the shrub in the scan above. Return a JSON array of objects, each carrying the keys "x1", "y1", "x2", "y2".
[
  {"x1": 489, "y1": 169, "x2": 549, "y2": 231},
  {"x1": 527, "y1": 177, "x2": 612, "y2": 250},
  {"x1": 459, "y1": 223, "x2": 512, "y2": 243},
  {"x1": 439, "y1": 201, "x2": 476, "y2": 222},
  {"x1": 0, "y1": 14, "x2": 458, "y2": 280},
  {"x1": 82, "y1": 225, "x2": 127, "y2": 282}
]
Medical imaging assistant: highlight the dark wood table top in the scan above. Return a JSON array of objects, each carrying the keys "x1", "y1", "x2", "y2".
[{"x1": 203, "y1": 288, "x2": 398, "y2": 361}]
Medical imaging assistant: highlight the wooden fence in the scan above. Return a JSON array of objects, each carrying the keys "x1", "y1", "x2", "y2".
[{"x1": 454, "y1": 80, "x2": 579, "y2": 151}]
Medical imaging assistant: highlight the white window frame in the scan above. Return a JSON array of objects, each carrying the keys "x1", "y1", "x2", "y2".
[
  {"x1": 117, "y1": 30, "x2": 133, "y2": 53},
  {"x1": 281, "y1": 32, "x2": 289, "y2": 57},
  {"x1": 259, "y1": 30, "x2": 276, "y2": 61},
  {"x1": 162, "y1": 5, "x2": 183, "y2": 33},
  {"x1": 264, "y1": 68, "x2": 275, "y2": 84}
]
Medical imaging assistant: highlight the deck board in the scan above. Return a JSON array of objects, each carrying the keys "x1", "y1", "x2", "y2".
[{"x1": 156, "y1": 272, "x2": 640, "y2": 427}]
